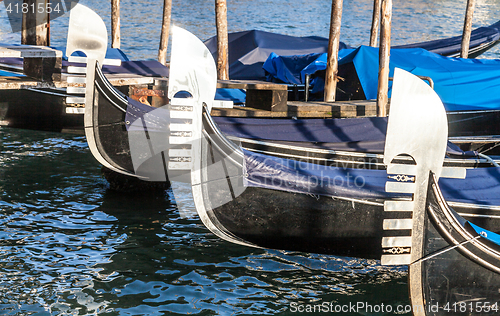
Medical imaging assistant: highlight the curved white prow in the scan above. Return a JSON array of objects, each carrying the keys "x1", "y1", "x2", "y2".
[
  {"x1": 66, "y1": 4, "x2": 107, "y2": 66},
  {"x1": 382, "y1": 69, "x2": 467, "y2": 316},
  {"x1": 384, "y1": 68, "x2": 448, "y2": 179},
  {"x1": 168, "y1": 26, "x2": 218, "y2": 113}
]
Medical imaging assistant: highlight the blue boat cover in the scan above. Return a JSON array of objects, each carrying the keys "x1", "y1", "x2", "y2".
[
  {"x1": 57, "y1": 47, "x2": 130, "y2": 61},
  {"x1": 265, "y1": 46, "x2": 500, "y2": 111},
  {"x1": 244, "y1": 149, "x2": 500, "y2": 207},
  {"x1": 0, "y1": 57, "x2": 169, "y2": 78},
  {"x1": 468, "y1": 222, "x2": 500, "y2": 246},
  {"x1": 213, "y1": 116, "x2": 475, "y2": 157},
  {"x1": 204, "y1": 30, "x2": 350, "y2": 81},
  {"x1": 205, "y1": 21, "x2": 500, "y2": 82},
  {"x1": 96, "y1": 60, "x2": 169, "y2": 77},
  {"x1": 395, "y1": 20, "x2": 500, "y2": 56}
]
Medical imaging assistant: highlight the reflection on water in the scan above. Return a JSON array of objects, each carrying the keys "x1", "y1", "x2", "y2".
[{"x1": 1, "y1": 0, "x2": 500, "y2": 314}]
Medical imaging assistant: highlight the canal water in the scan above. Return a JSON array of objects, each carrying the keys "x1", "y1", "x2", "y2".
[{"x1": 0, "y1": 0, "x2": 500, "y2": 315}]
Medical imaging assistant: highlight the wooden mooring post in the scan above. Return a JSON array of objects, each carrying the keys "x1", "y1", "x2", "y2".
[
  {"x1": 369, "y1": 0, "x2": 381, "y2": 47},
  {"x1": 324, "y1": 0, "x2": 343, "y2": 102},
  {"x1": 158, "y1": 0, "x2": 172, "y2": 65},
  {"x1": 111, "y1": 0, "x2": 120, "y2": 48},
  {"x1": 376, "y1": 0, "x2": 391, "y2": 117},
  {"x1": 215, "y1": 0, "x2": 229, "y2": 80},
  {"x1": 21, "y1": 0, "x2": 61, "y2": 81},
  {"x1": 22, "y1": 0, "x2": 50, "y2": 46},
  {"x1": 461, "y1": 0, "x2": 476, "y2": 58}
]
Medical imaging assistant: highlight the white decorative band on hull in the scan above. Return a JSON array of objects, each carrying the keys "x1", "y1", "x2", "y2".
[
  {"x1": 67, "y1": 77, "x2": 86, "y2": 84},
  {"x1": 387, "y1": 164, "x2": 417, "y2": 175}
]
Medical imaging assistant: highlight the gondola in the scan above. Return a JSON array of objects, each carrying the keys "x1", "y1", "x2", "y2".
[
  {"x1": 398, "y1": 172, "x2": 500, "y2": 316},
  {"x1": 82, "y1": 20, "x2": 500, "y2": 259},
  {"x1": 0, "y1": 4, "x2": 168, "y2": 133},
  {"x1": 379, "y1": 70, "x2": 500, "y2": 316},
  {"x1": 203, "y1": 20, "x2": 500, "y2": 81},
  {"x1": 3, "y1": 3, "x2": 500, "y2": 135},
  {"x1": 71, "y1": 7, "x2": 500, "y2": 175}
]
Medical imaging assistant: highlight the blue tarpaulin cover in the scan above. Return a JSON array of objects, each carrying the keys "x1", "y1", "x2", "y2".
[
  {"x1": 213, "y1": 116, "x2": 475, "y2": 157},
  {"x1": 394, "y1": 20, "x2": 500, "y2": 56},
  {"x1": 265, "y1": 46, "x2": 500, "y2": 111},
  {"x1": 204, "y1": 30, "x2": 350, "y2": 81},
  {"x1": 468, "y1": 222, "x2": 500, "y2": 246},
  {"x1": 243, "y1": 149, "x2": 500, "y2": 206},
  {"x1": 205, "y1": 20, "x2": 500, "y2": 82},
  {"x1": 0, "y1": 56, "x2": 169, "y2": 78},
  {"x1": 125, "y1": 97, "x2": 473, "y2": 156}
]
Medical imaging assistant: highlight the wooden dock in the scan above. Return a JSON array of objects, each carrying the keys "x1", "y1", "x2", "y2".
[
  {"x1": 212, "y1": 79, "x2": 381, "y2": 119},
  {"x1": 211, "y1": 100, "x2": 379, "y2": 119},
  {"x1": 0, "y1": 73, "x2": 156, "y2": 90}
]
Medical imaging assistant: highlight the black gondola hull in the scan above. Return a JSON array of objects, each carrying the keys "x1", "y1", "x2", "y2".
[{"x1": 408, "y1": 175, "x2": 500, "y2": 315}]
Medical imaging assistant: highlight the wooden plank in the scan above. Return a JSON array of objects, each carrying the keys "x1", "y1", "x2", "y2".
[
  {"x1": 211, "y1": 106, "x2": 287, "y2": 118},
  {"x1": 111, "y1": 0, "x2": 121, "y2": 48},
  {"x1": 369, "y1": 0, "x2": 381, "y2": 47},
  {"x1": 210, "y1": 100, "x2": 379, "y2": 118},
  {"x1": 105, "y1": 76, "x2": 156, "y2": 86},
  {"x1": 0, "y1": 46, "x2": 62, "y2": 58},
  {"x1": 158, "y1": 0, "x2": 172, "y2": 65},
  {"x1": 215, "y1": 0, "x2": 229, "y2": 80},
  {"x1": 217, "y1": 80, "x2": 287, "y2": 90},
  {"x1": 377, "y1": 0, "x2": 392, "y2": 117},
  {"x1": 461, "y1": 0, "x2": 476, "y2": 58},
  {"x1": 324, "y1": 0, "x2": 343, "y2": 102},
  {"x1": 290, "y1": 101, "x2": 356, "y2": 118},
  {"x1": 217, "y1": 79, "x2": 288, "y2": 111},
  {"x1": 0, "y1": 74, "x2": 156, "y2": 90}
]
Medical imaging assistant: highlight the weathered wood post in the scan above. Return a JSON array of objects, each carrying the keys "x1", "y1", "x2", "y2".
[
  {"x1": 369, "y1": 0, "x2": 381, "y2": 47},
  {"x1": 22, "y1": 0, "x2": 50, "y2": 46},
  {"x1": 158, "y1": 0, "x2": 172, "y2": 65},
  {"x1": 376, "y1": 0, "x2": 392, "y2": 117},
  {"x1": 324, "y1": 0, "x2": 343, "y2": 102},
  {"x1": 21, "y1": 0, "x2": 61, "y2": 81},
  {"x1": 215, "y1": 0, "x2": 229, "y2": 80},
  {"x1": 460, "y1": 0, "x2": 476, "y2": 58},
  {"x1": 111, "y1": 0, "x2": 120, "y2": 48}
]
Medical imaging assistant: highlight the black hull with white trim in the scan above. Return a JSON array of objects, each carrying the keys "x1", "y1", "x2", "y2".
[
  {"x1": 408, "y1": 173, "x2": 500, "y2": 316},
  {"x1": 198, "y1": 107, "x2": 500, "y2": 258}
]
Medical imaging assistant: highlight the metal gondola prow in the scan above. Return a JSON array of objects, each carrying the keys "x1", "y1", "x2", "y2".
[
  {"x1": 66, "y1": 4, "x2": 108, "y2": 67},
  {"x1": 381, "y1": 68, "x2": 468, "y2": 266},
  {"x1": 72, "y1": 4, "x2": 132, "y2": 177},
  {"x1": 168, "y1": 26, "x2": 218, "y2": 113},
  {"x1": 381, "y1": 68, "x2": 467, "y2": 316},
  {"x1": 165, "y1": 26, "x2": 256, "y2": 249}
]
